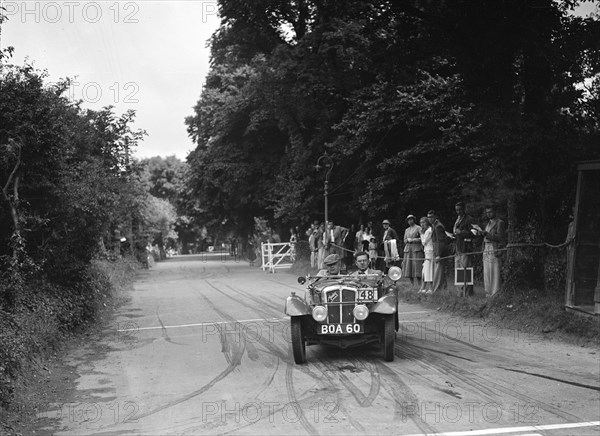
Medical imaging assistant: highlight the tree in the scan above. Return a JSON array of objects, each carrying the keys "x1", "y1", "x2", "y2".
[
  {"x1": 139, "y1": 155, "x2": 187, "y2": 203},
  {"x1": 0, "y1": 55, "x2": 147, "y2": 301},
  {"x1": 185, "y1": 0, "x2": 600, "y2": 284}
]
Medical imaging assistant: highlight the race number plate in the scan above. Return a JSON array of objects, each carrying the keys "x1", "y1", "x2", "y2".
[
  {"x1": 357, "y1": 289, "x2": 378, "y2": 300},
  {"x1": 319, "y1": 324, "x2": 364, "y2": 335}
]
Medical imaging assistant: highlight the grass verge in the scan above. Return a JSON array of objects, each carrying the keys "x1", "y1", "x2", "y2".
[
  {"x1": 396, "y1": 284, "x2": 600, "y2": 346},
  {"x1": 0, "y1": 257, "x2": 139, "y2": 435}
]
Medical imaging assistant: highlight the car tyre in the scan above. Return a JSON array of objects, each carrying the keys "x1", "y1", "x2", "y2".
[
  {"x1": 383, "y1": 314, "x2": 395, "y2": 362},
  {"x1": 291, "y1": 317, "x2": 306, "y2": 364}
]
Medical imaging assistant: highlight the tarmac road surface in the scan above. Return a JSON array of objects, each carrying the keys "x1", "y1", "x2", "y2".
[{"x1": 37, "y1": 254, "x2": 600, "y2": 435}]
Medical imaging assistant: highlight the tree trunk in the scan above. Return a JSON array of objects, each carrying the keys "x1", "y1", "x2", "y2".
[
  {"x1": 1, "y1": 144, "x2": 22, "y2": 259},
  {"x1": 506, "y1": 194, "x2": 517, "y2": 263}
]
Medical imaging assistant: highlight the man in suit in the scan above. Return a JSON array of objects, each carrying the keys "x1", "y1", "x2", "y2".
[
  {"x1": 307, "y1": 220, "x2": 319, "y2": 268},
  {"x1": 480, "y1": 205, "x2": 506, "y2": 297},
  {"x1": 324, "y1": 220, "x2": 348, "y2": 258},
  {"x1": 428, "y1": 210, "x2": 448, "y2": 293},
  {"x1": 350, "y1": 252, "x2": 382, "y2": 276},
  {"x1": 453, "y1": 202, "x2": 475, "y2": 296}
]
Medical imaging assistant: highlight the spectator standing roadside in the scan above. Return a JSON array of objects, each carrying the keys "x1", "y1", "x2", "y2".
[
  {"x1": 307, "y1": 222, "x2": 319, "y2": 268},
  {"x1": 401, "y1": 215, "x2": 424, "y2": 289},
  {"x1": 317, "y1": 223, "x2": 326, "y2": 269},
  {"x1": 381, "y1": 219, "x2": 400, "y2": 272},
  {"x1": 428, "y1": 210, "x2": 448, "y2": 292},
  {"x1": 305, "y1": 220, "x2": 317, "y2": 239},
  {"x1": 368, "y1": 237, "x2": 378, "y2": 270},
  {"x1": 453, "y1": 202, "x2": 475, "y2": 296},
  {"x1": 362, "y1": 226, "x2": 372, "y2": 251},
  {"x1": 289, "y1": 227, "x2": 298, "y2": 262},
  {"x1": 355, "y1": 224, "x2": 365, "y2": 251},
  {"x1": 324, "y1": 220, "x2": 348, "y2": 257},
  {"x1": 480, "y1": 205, "x2": 506, "y2": 297},
  {"x1": 419, "y1": 217, "x2": 434, "y2": 293}
]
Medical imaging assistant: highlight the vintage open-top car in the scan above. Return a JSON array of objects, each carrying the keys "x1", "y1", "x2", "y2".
[{"x1": 285, "y1": 266, "x2": 401, "y2": 364}]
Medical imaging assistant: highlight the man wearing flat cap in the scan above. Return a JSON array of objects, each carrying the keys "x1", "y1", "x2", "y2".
[{"x1": 316, "y1": 253, "x2": 342, "y2": 276}]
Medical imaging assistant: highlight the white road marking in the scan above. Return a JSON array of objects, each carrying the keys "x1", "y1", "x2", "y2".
[
  {"x1": 117, "y1": 312, "x2": 427, "y2": 332},
  {"x1": 402, "y1": 420, "x2": 600, "y2": 436},
  {"x1": 116, "y1": 317, "x2": 289, "y2": 332}
]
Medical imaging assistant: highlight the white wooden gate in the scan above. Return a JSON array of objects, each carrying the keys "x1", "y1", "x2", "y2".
[{"x1": 261, "y1": 242, "x2": 294, "y2": 273}]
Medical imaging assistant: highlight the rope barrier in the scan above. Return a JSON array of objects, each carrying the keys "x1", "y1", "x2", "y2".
[{"x1": 326, "y1": 239, "x2": 572, "y2": 262}]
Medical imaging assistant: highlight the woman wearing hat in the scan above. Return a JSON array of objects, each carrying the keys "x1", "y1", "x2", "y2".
[{"x1": 402, "y1": 215, "x2": 424, "y2": 288}]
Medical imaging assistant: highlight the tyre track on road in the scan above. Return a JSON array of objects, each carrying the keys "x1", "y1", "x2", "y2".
[
  {"x1": 128, "y1": 297, "x2": 246, "y2": 423},
  {"x1": 209, "y1": 279, "x2": 384, "y2": 433},
  {"x1": 311, "y1": 359, "x2": 367, "y2": 433},
  {"x1": 375, "y1": 360, "x2": 440, "y2": 434},
  {"x1": 223, "y1": 277, "x2": 444, "y2": 432},
  {"x1": 221, "y1": 282, "x2": 285, "y2": 315},
  {"x1": 203, "y1": 280, "x2": 328, "y2": 435},
  {"x1": 398, "y1": 341, "x2": 584, "y2": 423}
]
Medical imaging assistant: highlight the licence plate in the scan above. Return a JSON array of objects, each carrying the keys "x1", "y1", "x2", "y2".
[
  {"x1": 357, "y1": 289, "x2": 377, "y2": 300},
  {"x1": 319, "y1": 324, "x2": 364, "y2": 335}
]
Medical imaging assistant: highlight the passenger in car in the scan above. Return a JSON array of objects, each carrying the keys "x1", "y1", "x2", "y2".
[{"x1": 350, "y1": 252, "x2": 382, "y2": 276}]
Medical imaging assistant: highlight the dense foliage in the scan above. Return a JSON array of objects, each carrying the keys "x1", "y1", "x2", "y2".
[
  {"x1": 0, "y1": 42, "x2": 164, "y2": 410},
  {"x1": 185, "y1": 0, "x2": 600, "y2": 240},
  {"x1": 185, "y1": 0, "x2": 600, "y2": 290}
]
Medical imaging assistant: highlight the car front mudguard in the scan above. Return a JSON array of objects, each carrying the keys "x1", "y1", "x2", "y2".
[
  {"x1": 371, "y1": 294, "x2": 398, "y2": 315},
  {"x1": 285, "y1": 294, "x2": 311, "y2": 316}
]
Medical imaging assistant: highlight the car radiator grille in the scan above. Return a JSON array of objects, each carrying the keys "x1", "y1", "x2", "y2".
[{"x1": 324, "y1": 287, "x2": 357, "y2": 324}]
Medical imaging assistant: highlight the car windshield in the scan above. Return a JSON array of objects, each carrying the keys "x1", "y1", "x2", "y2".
[{"x1": 309, "y1": 274, "x2": 380, "y2": 287}]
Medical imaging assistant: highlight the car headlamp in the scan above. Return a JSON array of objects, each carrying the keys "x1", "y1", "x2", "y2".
[
  {"x1": 312, "y1": 305, "x2": 328, "y2": 322},
  {"x1": 387, "y1": 266, "x2": 402, "y2": 281},
  {"x1": 352, "y1": 304, "x2": 369, "y2": 321}
]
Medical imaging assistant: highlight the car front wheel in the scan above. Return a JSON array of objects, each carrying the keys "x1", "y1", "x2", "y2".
[
  {"x1": 291, "y1": 317, "x2": 306, "y2": 364},
  {"x1": 383, "y1": 314, "x2": 395, "y2": 362}
]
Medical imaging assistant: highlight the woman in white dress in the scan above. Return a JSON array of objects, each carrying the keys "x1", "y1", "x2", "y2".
[{"x1": 419, "y1": 217, "x2": 434, "y2": 293}]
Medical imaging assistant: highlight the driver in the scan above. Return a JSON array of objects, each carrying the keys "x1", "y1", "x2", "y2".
[
  {"x1": 316, "y1": 253, "x2": 342, "y2": 276},
  {"x1": 350, "y1": 251, "x2": 382, "y2": 276}
]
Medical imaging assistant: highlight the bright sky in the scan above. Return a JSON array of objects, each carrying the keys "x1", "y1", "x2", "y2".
[
  {"x1": 1, "y1": 1, "x2": 597, "y2": 159},
  {"x1": 0, "y1": 0, "x2": 221, "y2": 159}
]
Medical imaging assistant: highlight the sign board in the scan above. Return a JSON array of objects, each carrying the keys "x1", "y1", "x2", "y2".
[{"x1": 455, "y1": 267, "x2": 474, "y2": 286}]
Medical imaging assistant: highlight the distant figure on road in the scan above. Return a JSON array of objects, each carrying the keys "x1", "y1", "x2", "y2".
[{"x1": 247, "y1": 235, "x2": 256, "y2": 266}]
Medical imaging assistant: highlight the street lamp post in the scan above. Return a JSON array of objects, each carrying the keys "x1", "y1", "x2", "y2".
[{"x1": 315, "y1": 154, "x2": 334, "y2": 225}]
